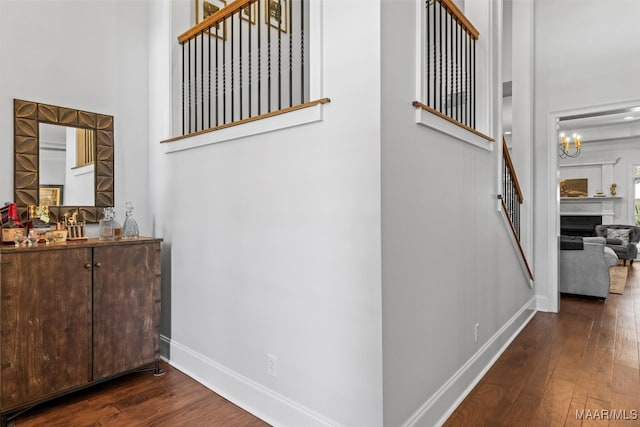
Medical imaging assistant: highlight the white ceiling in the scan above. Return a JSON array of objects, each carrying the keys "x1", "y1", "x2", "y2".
[{"x1": 558, "y1": 106, "x2": 640, "y2": 143}]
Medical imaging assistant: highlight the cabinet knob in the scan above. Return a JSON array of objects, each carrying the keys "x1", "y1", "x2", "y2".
[
  {"x1": 84, "y1": 263, "x2": 92, "y2": 269},
  {"x1": 94, "y1": 262, "x2": 102, "y2": 268}
]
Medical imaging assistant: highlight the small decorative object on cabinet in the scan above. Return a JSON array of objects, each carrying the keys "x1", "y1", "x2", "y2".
[
  {"x1": 122, "y1": 202, "x2": 139, "y2": 239},
  {"x1": 63, "y1": 211, "x2": 86, "y2": 241},
  {"x1": 99, "y1": 207, "x2": 115, "y2": 240},
  {"x1": 51, "y1": 222, "x2": 68, "y2": 243},
  {"x1": 112, "y1": 211, "x2": 122, "y2": 240},
  {"x1": 610, "y1": 183, "x2": 617, "y2": 196},
  {"x1": 12, "y1": 233, "x2": 27, "y2": 247},
  {"x1": 0, "y1": 237, "x2": 163, "y2": 425},
  {"x1": 0, "y1": 203, "x2": 24, "y2": 245},
  {"x1": 27, "y1": 204, "x2": 51, "y2": 243}
]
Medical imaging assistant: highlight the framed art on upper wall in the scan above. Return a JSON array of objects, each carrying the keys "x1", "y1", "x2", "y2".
[
  {"x1": 196, "y1": 0, "x2": 227, "y2": 40},
  {"x1": 240, "y1": 2, "x2": 257, "y2": 25},
  {"x1": 265, "y1": 0, "x2": 288, "y2": 33}
]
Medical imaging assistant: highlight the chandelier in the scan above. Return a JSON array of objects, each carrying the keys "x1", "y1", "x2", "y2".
[{"x1": 559, "y1": 132, "x2": 582, "y2": 158}]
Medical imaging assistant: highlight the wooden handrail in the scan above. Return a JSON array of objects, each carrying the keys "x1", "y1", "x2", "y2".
[
  {"x1": 161, "y1": 98, "x2": 331, "y2": 143},
  {"x1": 497, "y1": 195, "x2": 534, "y2": 281},
  {"x1": 178, "y1": 0, "x2": 255, "y2": 44},
  {"x1": 440, "y1": 0, "x2": 479, "y2": 40},
  {"x1": 502, "y1": 137, "x2": 524, "y2": 203},
  {"x1": 412, "y1": 101, "x2": 494, "y2": 142},
  {"x1": 180, "y1": 0, "x2": 479, "y2": 44}
]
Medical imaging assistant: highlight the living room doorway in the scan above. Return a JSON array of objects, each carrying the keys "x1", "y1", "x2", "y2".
[
  {"x1": 633, "y1": 167, "x2": 640, "y2": 226},
  {"x1": 550, "y1": 101, "x2": 640, "y2": 313}
]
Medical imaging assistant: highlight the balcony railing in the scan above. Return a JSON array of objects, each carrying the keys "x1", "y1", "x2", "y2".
[
  {"x1": 498, "y1": 137, "x2": 533, "y2": 281},
  {"x1": 501, "y1": 139, "x2": 523, "y2": 240},
  {"x1": 422, "y1": 0, "x2": 478, "y2": 131},
  {"x1": 177, "y1": 0, "x2": 313, "y2": 136}
]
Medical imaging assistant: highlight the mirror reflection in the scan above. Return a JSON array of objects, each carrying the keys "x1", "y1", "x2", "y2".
[{"x1": 39, "y1": 123, "x2": 95, "y2": 206}]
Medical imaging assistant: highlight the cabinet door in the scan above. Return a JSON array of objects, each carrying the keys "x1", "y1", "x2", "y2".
[
  {"x1": 92, "y1": 242, "x2": 161, "y2": 380},
  {"x1": 0, "y1": 248, "x2": 92, "y2": 410}
]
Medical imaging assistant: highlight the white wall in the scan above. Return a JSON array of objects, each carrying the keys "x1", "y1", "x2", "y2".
[
  {"x1": 0, "y1": 0, "x2": 150, "y2": 234},
  {"x1": 502, "y1": 0, "x2": 512, "y2": 83},
  {"x1": 509, "y1": 0, "x2": 534, "y2": 263},
  {"x1": 151, "y1": 1, "x2": 384, "y2": 426},
  {"x1": 381, "y1": 1, "x2": 535, "y2": 426},
  {"x1": 39, "y1": 149, "x2": 65, "y2": 188},
  {"x1": 533, "y1": 0, "x2": 640, "y2": 311}
]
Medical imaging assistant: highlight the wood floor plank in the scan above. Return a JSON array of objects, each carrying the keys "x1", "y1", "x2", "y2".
[
  {"x1": 532, "y1": 378, "x2": 575, "y2": 427},
  {"x1": 614, "y1": 327, "x2": 639, "y2": 368},
  {"x1": 441, "y1": 381, "x2": 504, "y2": 427},
  {"x1": 498, "y1": 392, "x2": 541, "y2": 427},
  {"x1": 12, "y1": 364, "x2": 270, "y2": 427},
  {"x1": 587, "y1": 345, "x2": 614, "y2": 403},
  {"x1": 580, "y1": 397, "x2": 610, "y2": 427},
  {"x1": 609, "y1": 392, "x2": 640, "y2": 427},
  {"x1": 611, "y1": 364, "x2": 640, "y2": 399}
]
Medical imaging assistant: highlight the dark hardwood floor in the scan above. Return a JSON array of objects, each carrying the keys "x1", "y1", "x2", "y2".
[
  {"x1": 445, "y1": 263, "x2": 640, "y2": 426},
  {"x1": 10, "y1": 363, "x2": 270, "y2": 426}
]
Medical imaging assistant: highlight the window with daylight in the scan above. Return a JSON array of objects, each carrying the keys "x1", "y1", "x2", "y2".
[{"x1": 634, "y1": 165, "x2": 640, "y2": 226}]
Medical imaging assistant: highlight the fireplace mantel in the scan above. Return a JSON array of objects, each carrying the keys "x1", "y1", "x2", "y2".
[{"x1": 560, "y1": 196, "x2": 621, "y2": 224}]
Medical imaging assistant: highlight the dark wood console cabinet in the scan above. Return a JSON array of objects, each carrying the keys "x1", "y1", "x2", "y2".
[{"x1": 0, "y1": 237, "x2": 161, "y2": 422}]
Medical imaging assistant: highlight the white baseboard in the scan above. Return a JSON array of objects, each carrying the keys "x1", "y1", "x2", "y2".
[
  {"x1": 161, "y1": 337, "x2": 341, "y2": 427},
  {"x1": 403, "y1": 296, "x2": 537, "y2": 427}
]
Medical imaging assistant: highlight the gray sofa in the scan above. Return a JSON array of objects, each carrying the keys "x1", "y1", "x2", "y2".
[
  {"x1": 560, "y1": 236, "x2": 618, "y2": 298},
  {"x1": 594, "y1": 224, "x2": 640, "y2": 265}
]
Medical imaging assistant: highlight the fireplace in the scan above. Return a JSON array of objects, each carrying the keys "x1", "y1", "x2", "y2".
[{"x1": 560, "y1": 215, "x2": 602, "y2": 236}]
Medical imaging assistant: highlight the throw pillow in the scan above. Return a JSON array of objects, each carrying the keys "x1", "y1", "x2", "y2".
[{"x1": 607, "y1": 228, "x2": 630, "y2": 246}]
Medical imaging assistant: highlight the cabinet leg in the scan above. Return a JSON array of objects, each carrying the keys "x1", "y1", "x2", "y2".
[{"x1": 153, "y1": 360, "x2": 166, "y2": 377}]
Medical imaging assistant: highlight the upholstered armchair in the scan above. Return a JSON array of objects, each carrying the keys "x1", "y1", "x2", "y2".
[
  {"x1": 594, "y1": 225, "x2": 640, "y2": 265},
  {"x1": 560, "y1": 236, "x2": 618, "y2": 298}
]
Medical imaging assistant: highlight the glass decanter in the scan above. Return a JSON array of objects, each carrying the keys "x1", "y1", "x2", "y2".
[
  {"x1": 122, "y1": 202, "x2": 139, "y2": 239},
  {"x1": 99, "y1": 207, "x2": 115, "y2": 240}
]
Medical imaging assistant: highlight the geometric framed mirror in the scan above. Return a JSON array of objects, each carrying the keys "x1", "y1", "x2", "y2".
[{"x1": 14, "y1": 99, "x2": 114, "y2": 223}]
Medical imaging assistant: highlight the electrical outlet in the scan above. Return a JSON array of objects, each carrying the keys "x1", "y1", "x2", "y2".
[
  {"x1": 474, "y1": 323, "x2": 480, "y2": 342},
  {"x1": 267, "y1": 354, "x2": 278, "y2": 377}
]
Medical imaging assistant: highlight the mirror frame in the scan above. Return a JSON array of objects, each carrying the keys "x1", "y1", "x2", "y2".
[{"x1": 14, "y1": 99, "x2": 114, "y2": 223}]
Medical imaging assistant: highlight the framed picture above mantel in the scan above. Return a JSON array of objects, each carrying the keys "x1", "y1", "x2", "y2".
[{"x1": 559, "y1": 178, "x2": 588, "y2": 198}]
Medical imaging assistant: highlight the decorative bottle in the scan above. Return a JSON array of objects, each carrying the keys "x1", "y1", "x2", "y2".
[
  {"x1": 1, "y1": 203, "x2": 25, "y2": 245},
  {"x1": 122, "y1": 202, "x2": 139, "y2": 239},
  {"x1": 112, "y1": 210, "x2": 122, "y2": 240},
  {"x1": 99, "y1": 207, "x2": 115, "y2": 240}
]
